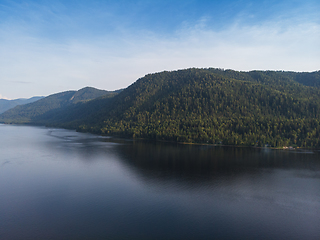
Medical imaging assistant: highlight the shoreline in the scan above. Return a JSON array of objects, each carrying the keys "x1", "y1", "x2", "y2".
[
  {"x1": 2, "y1": 122, "x2": 320, "y2": 152},
  {"x1": 112, "y1": 135, "x2": 320, "y2": 152}
]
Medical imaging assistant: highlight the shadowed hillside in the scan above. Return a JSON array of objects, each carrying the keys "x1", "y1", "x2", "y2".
[
  {"x1": 0, "y1": 87, "x2": 117, "y2": 124},
  {"x1": 0, "y1": 96, "x2": 43, "y2": 114}
]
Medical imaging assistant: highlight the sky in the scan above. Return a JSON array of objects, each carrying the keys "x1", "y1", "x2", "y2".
[{"x1": 0, "y1": 0, "x2": 319, "y2": 99}]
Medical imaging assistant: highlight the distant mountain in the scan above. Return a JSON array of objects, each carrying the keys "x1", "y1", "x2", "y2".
[
  {"x1": 0, "y1": 87, "x2": 117, "y2": 124},
  {"x1": 1, "y1": 69, "x2": 320, "y2": 148},
  {"x1": 0, "y1": 96, "x2": 44, "y2": 114},
  {"x1": 282, "y1": 71, "x2": 320, "y2": 88}
]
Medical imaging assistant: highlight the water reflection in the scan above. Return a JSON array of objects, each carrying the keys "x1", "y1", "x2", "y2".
[
  {"x1": 114, "y1": 139, "x2": 320, "y2": 182},
  {"x1": 1, "y1": 125, "x2": 320, "y2": 240}
]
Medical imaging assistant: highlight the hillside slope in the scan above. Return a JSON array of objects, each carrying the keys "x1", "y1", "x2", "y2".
[
  {"x1": 74, "y1": 69, "x2": 320, "y2": 148},
  {"x1": 0, "y1": 96, "x2": 43, "y2": 114},
  {"x1": 0, "y1": 87, "x2": 114, "y2": 124},
  {"x1": 2, "y1": 69, "x2": 320, "y2": 148}
]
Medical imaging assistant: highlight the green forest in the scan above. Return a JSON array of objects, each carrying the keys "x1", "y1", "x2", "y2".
[{"x1": 1, "y1": 68, "x2": 320, "y2": 148}]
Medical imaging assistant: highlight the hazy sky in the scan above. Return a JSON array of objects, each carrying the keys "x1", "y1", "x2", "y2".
[{"x1": 1, "y1": 0, "x2": 319, "y2": 99}]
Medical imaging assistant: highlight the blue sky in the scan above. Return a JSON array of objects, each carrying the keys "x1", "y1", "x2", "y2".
[{"x1": 0, "y1": 0, "x2": 319, "y2": 99}]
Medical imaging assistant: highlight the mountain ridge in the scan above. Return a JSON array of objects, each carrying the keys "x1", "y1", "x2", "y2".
[
  {"x1": 1, "y1": 68, "x2": 320, "y2": 148},
  {"x1": 0, "y1": 96, "x2": 44, "y2": 114},
  {"x1": 0, "y1": 86, "x2": 116, "y2": 124}
]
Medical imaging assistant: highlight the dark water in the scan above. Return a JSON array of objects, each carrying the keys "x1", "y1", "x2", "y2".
[{"x1": 0, "y1": 124, "x2": 320, "y2": 240}]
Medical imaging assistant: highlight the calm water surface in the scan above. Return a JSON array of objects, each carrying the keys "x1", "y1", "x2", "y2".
[{"x1": 0, "y1": 124, "x2": 320, "y2": 240}]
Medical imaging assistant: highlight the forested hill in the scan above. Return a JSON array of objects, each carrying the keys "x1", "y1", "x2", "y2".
[
  {"x1": 76, "y1": 69, "x2": 320, "y2": 148},
  {"x1": 0, "y1": 87, "x2": 116, "y2": 124},
  {"x1": 0, "y1": 96, "x2": 43, "y2": 114},
  {"x1": 1, "y1": 69, "x2": 320, "y2": 148}
]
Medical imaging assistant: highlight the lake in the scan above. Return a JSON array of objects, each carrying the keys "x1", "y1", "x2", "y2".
[{"x1": 0, "y1": 124, "x2": 320, "y2": 240}]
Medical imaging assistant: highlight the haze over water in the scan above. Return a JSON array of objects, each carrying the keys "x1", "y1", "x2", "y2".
[{"x1": 0, "y1": 124, "x2": 320, "y2": 240}]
